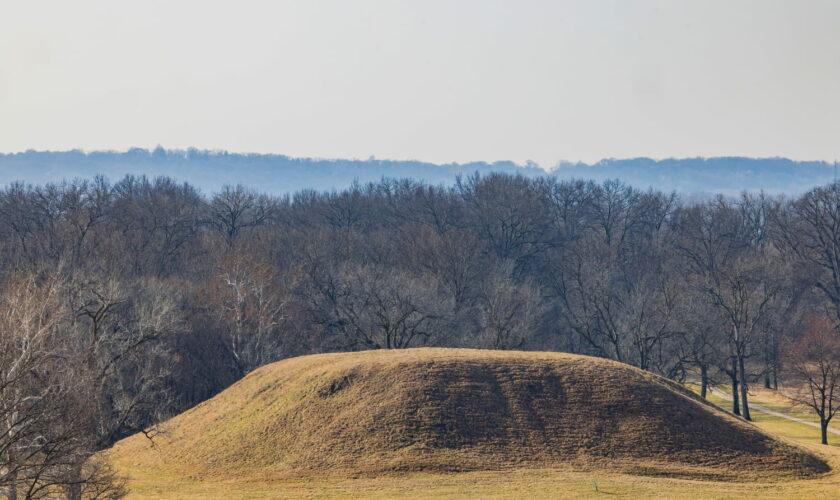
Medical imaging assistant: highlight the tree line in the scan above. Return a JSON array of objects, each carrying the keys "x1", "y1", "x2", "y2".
[{"x1": 2, "y1": 173, "x2": 840, "y2": 497}]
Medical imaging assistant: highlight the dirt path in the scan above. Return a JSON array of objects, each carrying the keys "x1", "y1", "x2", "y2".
[{"x1": 708, "y1": 387, "x2": 840, "y2": 436}]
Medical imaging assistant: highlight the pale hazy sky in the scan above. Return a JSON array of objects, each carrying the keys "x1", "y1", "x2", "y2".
[{"x1": 1, "y1": 0, "x2": 839, "y2": 166}]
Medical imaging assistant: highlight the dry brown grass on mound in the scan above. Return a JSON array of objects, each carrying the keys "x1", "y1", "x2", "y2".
[{"x1": 108, "y1": 348, "x2": 829, "y2": 482}]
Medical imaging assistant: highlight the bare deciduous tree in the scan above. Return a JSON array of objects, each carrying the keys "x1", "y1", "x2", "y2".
[
  {"x1": 62, "y1": 273, "x2": 182, "y2": 500},
  {"x1": 0, "y1": 271, "x2": 129, "y2": 499},
  {"x1": 782, "y1": 316, "x2": 840, "y2": 445},
  {"x1": 209, "y1": 185, "x2": 275, "y2": 245},
  {"x1": 308, "y1": 264, "x2": 451, "y2": 349},
  {"x1": 211, "y1": 245, "x2": 297, "y2": 374},
  {"x1": 475, "y1": 264, "x2": 545, "y2": 350},
  {"x1": 772, "y1": 183, "x2": 840, "y2": 322}
]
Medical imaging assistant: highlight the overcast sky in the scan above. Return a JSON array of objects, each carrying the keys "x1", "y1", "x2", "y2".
[{"x1": 1, "y1": 0, "x2": 839, "y2": 166}]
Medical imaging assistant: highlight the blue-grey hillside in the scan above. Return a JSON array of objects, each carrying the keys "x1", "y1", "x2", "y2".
[{"x1": 0, "y1": 149, "x2": 834, "y2": 195}]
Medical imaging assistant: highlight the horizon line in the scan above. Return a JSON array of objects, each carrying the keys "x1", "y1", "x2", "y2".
[{"x1": 1, "y1": 147, "x2": 837, "y2": 172}]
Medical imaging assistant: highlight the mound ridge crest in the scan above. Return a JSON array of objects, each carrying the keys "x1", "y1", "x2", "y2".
[{"x1": 110, "y1": 348, "x2": 828, "y2": 481}]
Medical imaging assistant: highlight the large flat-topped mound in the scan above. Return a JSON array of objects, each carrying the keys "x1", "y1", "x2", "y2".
[{"x1": 109, "y1": 348, "x2": 828, "y2": 481}]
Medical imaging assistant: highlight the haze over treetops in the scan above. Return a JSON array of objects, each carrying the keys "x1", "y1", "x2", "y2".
[{"x1": 1, "y1": 149, "x2": 836, "y2": 195}]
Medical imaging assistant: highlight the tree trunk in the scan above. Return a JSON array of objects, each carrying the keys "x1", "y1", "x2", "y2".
[
  {"x1": 700, "y1": 364, "x2": 708, "y2": 399},
  {"x1": 739, "y1": 354, "x2": 751, "y2": 421},
  {"x1": 821, "y1": 418, "x2": 829, "y2": 445},
  {"x1": 67, "y1": 463, "x2": 83, "y2": 500},
  {"x1": 68, "y1": 482, "x2": 82, "y2": 500},
  {"x1": 5, "y1": 446, "x2": 17, "y2": 500},
  {"x1": 763, "y1": 341, "x2": 772, "y2": 389},
  {"x1": 7, "y1": 471, "x2": 18, "y2": 500},
  {"x1": 730, "y1": 357, "x2": 740, "y2": 416}
]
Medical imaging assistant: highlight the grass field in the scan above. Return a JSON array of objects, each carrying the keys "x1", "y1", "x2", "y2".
[
  {"x1": 110, "y1": 463, "x2": 840, "y2": 499},
  {"x1": 699, "y1": 385, "x2": 840, "y2": 447},
  {"x1": 112, "y1": 443, "x2": 840, "y2": 500},
  {"x1": 109, "y1": 351, "x2": 840, "y2": 499}
]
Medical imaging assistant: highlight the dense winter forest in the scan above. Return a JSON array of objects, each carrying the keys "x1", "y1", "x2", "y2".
[{"x1": 3, "y1": 172, "x2": 840, "y2": 496}]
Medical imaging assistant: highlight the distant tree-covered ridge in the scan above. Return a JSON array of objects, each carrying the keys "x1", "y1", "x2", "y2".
[{"x1": 0, "y1": 148, "x2": 835, "y2": 195}]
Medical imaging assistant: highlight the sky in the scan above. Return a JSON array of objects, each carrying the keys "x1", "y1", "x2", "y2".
[{"x1": 1, "y1": 0, "x2": 839, "y2": 167}]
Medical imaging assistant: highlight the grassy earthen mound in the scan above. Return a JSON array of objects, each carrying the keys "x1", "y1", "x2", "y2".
[{"x1": 109, "y1": 348, "x2": 828, "y2": 481}]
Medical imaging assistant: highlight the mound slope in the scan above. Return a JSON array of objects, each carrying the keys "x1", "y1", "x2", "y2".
[{"x1": 109, "y1": 348, "x2": 828, "y2": 481}]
